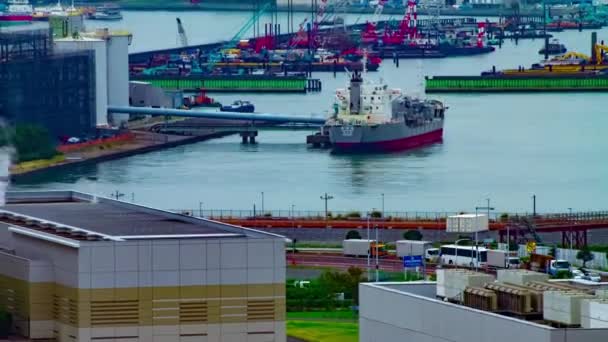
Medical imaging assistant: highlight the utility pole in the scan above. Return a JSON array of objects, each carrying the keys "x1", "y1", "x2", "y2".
[
  {"x1": 533, "y1": 194, "x2": 536, "y2": 217},
  {"x1": 199, "y1": 202, "x2": 203, "y2": 217},
  {"x1": 320, "y1": 193, "x2": 334, "y2": 226},
  {"x1": 381, "y1": 193, "x2": 385, "y2": 218}
]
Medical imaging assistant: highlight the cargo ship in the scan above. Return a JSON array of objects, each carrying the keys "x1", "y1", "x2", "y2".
[
  {"x1": 0, "y1": 0, "x2": 33, "y2": 25},
  {"x1": 325, "y1": 67, "x2": 446, "y2": 152}
]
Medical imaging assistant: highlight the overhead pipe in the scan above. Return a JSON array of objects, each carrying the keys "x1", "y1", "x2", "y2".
[{"x1": 107, "y1": 106, "x2": 326, "y2": 125}]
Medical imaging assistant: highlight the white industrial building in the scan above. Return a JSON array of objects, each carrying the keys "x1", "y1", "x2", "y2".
[
  {"x1": 55, "y1": 28, "x2": 132, "y2": 127},
  {"x1": 360, "y1": 279, "x2": 608, "y2": 342},
  {"x1": 0, "y1": 191, "x2": 287, "y2": 342}
]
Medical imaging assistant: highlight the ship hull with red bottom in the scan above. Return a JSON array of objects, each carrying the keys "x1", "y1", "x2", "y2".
[{"x1": 328, "y1": 120, "x2": 444, "y2": 153}]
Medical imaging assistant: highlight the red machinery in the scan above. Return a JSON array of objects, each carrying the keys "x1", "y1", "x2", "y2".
[
  {"x1": 382, "y1": 0, "x2": 418, "y2": 46},
  {"x1": 361, "y1": 0, "x2": 387, "y2": 44},
  {"x1": 476, "y1": 22, "x2": 486, "y2": 48},
  {"x1": 290, "y1": 0, "x2": 328, "y2": 48}
]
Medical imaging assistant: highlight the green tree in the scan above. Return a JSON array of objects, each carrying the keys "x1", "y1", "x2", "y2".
[
  {"x1": 403, "y1": 230, "x2": 423, "y2": 241},
  {"x1": 12, "y1": 124, "x2": 58, "y2": 162},
  {"x1": 370, "y1": 210, "x2": 382, "y2": 218},
  {"x1": 345, "y1": 230, "x2": 361, "y2": 240},
  {"x1": 576, "y1": 247, "x2": 594, "y2": 268}
]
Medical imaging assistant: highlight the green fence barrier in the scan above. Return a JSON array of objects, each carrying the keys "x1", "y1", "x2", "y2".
[
  {"x1": 425, "y1": 76, "x2": 608, "y2": 92},
  {"x1": 133, "y1": 77, "x2": 310, "y2": 92}
]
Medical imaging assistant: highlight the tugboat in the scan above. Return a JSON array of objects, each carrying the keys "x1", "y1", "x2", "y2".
[
  {"x1": 220, "y1": 100, "x2": 255, "y2": 113},
  {"x1": 182, "y1": 89, "x2": 221, "y2": 109},
  {"x1": 88, "y1": 3, "x2": 122, "y2": 20},
  {"x1": 324, "y1": 64, "x2": 446, "y2": 153},
  {"x1": 539, "y1": 39, "x2": 567, "y2": 55}
]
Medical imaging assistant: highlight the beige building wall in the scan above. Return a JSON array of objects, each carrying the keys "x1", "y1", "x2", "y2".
[{"x1": 0, "y1": 226, "x2": 286, "y2": 342}]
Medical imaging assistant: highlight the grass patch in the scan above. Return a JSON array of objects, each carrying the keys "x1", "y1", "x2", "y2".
[
  {"x1": 11, "y1": 154, "x2": 65, "y2": 173},
  {"x1": 287, "y1": 311, "x2": 358, "y2": 321},
  {"x1": 287, "y1": 320, "x2": 358, "y2": 342}
]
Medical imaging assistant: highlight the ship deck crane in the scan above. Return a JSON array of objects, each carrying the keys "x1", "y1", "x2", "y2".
[{"x1": 176, "y1": 17, "x2": 188, "y2": 47}]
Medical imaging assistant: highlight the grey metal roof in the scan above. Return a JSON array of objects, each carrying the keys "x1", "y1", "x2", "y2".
[
  {"x1": 3, "y1": 201, "x2": 227, "y2": 236},
  {"x1": 0, "y1": 191, "x2": 285, "y2": 241}
]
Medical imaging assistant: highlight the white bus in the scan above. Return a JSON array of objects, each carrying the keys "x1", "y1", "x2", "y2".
[{"x1": 439, "y1": 244, "x2": 488, "y2": 268}]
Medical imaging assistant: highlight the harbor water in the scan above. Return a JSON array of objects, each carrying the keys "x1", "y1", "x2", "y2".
[{"x1": 10, "y1": 11, "x2": 608, "y2": 213}]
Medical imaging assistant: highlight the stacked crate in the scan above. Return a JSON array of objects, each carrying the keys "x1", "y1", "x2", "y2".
[
  {"x1": 484, "y1": 282, "x2": 537, "y2": 314},
  {"x1": 464, "y1": 287, "x2": 498, "y2": 312},
  {"x1": 497, "y1": 269, "x2": 549, "y2": 286},
  {"x1": 436, "y1": 269, "x2": 495, "y2": 302},
  {"x1": 543, "y1": 291, "x2": 596, "y2": 326}
]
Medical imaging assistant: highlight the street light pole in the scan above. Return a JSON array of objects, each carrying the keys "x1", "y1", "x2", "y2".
[
  {"x1": 381, "y1": 193, "x2": 385, "y2": 218},
  {"x1": 475, "y1": 202, "x2": 495, "y2": 271},
  {"x1": 375, "y1": 223, "x2": 379, "y2": 282},
  {"x1": 367, "y1": 211, "x2": 371, "y2": 281},
  {"x1": 199, "y1": 202, "x2": 203, "y2": 217},
  {"x1": 261, "y1": 192, "x2": 265, "y2": 214},
  {"x1": 568, "y1": 207, "x2": 573, "y2": 250},
  {"x1": 320, "y1": 193, "x2": 334, "y2": 227}
]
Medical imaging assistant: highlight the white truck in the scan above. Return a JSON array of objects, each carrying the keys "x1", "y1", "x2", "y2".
[
  {"x1": 343, "y1": 239, "x2": 373, "y2": 257},
  {"x1": 396, "y1": 240, "x2": 439, "y2": 263},
  {"x1": 487, "y1": 250, "x2": 520, "y2": 269}
]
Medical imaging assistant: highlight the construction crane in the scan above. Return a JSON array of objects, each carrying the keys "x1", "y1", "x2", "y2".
[
  {"x1": 206, "y1": 1, "x2": 272, "y2": 71},
  {"x1": 289, "y1": 0, "x2": 329, "y2": 49},
  {"x1": 361, "y1": 0, "x2": 386, "y2": 44},
  {"x1": 176, "y1": 17, "x2": 188, "y2": 47}
]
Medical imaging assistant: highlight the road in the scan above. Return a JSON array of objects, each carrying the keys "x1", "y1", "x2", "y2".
[{"x1": 287, "y1": 252, "x2": 434, "y2": 273}]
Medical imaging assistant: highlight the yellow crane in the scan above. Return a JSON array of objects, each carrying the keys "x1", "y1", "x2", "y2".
[{"x1": 594, "y1": 43, "x2": 608, "y2": 64}]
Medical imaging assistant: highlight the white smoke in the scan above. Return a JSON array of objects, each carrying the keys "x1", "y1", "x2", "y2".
[{"x1": 0, "y1": 147, "x2": 10, "y2": 206}]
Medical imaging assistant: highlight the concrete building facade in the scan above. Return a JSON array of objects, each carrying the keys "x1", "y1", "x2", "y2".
[
  {"x1": 0, "y1": 191, "x2": 286, "y2": 342},
  {"x1": 360, "y1": 282, "x2": 608, "y2": 342}
]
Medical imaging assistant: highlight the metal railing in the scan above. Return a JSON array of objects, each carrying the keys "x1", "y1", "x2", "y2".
[
  {"x1": 170, "y1": 209, "x2": 506, "y2": 221},
  {"x1": 169, "y1": 209, "x2": 608, "y2": 224}
]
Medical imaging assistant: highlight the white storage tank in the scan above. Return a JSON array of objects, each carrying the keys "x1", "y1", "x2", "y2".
[
  {"x1": 54, "y1": 37, "x2": 108, "y2": 127},
  {"x1": 497, "y1": 269, "x2": 549, "y2": 286},
  {"x1": 436, "y1": 269, "x2": 495, "y2": 301},
  {"x1": 543, "y1": 291, "x2": 596, "y2": 325},
  {"x1": 446, "y1": 214, "x2": 489, "y2": 233},
  {"x1": 581, "y1": 298, "x2": 608, "y2": 328},
  {"x1": 85, "y1": 28, "x2": 131, "y2": 126}
]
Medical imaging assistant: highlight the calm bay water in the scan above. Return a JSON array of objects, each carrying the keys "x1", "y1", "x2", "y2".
[{"x1": 10, "y1": 11, "x2": 608, "y2": 213}]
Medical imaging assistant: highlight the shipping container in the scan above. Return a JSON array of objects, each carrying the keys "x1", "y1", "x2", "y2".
[
  {"x1": 446, "y1": 214, "x2": 488, "y2": 233},
  {"x1": 396, "y1": 240, "x2": 432, "y2": 258}
]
